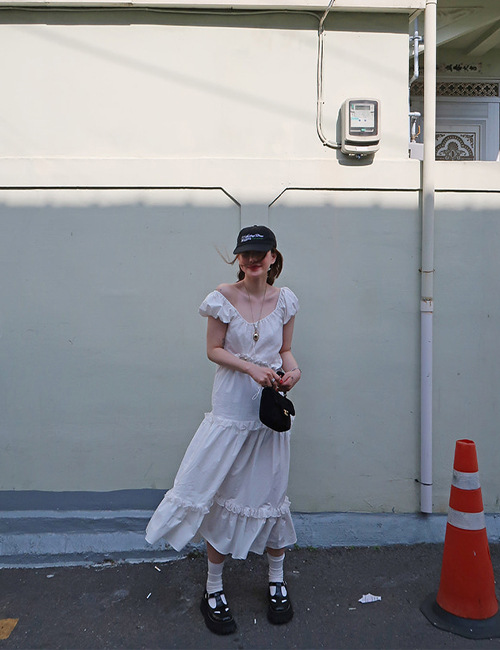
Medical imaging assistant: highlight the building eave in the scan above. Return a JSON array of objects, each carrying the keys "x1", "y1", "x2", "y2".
[{"x1": 0, "y1": 0, "x2": 426, "y2": 13}]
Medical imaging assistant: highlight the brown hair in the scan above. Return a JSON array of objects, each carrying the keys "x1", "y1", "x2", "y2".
[{"x1": 221, "y1": 248, "x2": 283, "y2": 285}]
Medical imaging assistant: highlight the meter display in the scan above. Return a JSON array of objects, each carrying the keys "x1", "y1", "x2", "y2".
[{"x1": 349, "y1": 102, "x2": 377, "y2": 135}]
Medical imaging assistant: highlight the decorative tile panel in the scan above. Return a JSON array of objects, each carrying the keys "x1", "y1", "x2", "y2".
[
  {"x1": 435, "y1": 132, "x2": 476, "y2": 161},
  {"x1": 411, "y1": 82, "x2": 499, "y2": 97}
]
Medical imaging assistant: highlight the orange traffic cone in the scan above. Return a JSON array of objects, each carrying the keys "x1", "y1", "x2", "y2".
[{"x1": 421, "y1": 439, "x2": 500, "y2": 639}]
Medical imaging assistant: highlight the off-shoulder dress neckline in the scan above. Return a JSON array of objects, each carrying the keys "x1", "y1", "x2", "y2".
[{"x1": 214, "y1": 288, "x2": 283, "y2": 325}]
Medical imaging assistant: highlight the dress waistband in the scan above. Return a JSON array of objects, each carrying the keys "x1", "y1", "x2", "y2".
[{"x1": 236, "y1": 353, "x2": 281, "y2": 371}]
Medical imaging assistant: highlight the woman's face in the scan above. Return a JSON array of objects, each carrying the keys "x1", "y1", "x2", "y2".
[{"x1": 238, "y1": 250, "x2": 276, "y2": 278}]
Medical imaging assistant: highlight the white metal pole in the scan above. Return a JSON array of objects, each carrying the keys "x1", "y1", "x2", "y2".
[{"x1": 420, "y1": 0, "x2": 437, "y2": 514}]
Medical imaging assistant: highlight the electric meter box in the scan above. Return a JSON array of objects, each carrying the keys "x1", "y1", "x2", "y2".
[{"x1": 341, "y1": 99, "x2": 380, "y2": 155}]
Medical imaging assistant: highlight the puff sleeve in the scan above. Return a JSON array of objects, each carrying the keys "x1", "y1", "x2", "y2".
[
  {"x1": 199, "y1": 291, "x2": 234, "y2": 323},
  {"x1": 281, "y1": 287, "x2": 299, "y2": 324}
]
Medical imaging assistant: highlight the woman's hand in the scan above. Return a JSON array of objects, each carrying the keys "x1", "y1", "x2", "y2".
[
  {"x1": 248, "y1": 364, "x2": 282, "y2": 388},
  {"x1": 278, "y1": 368, "x2": 301, "y2": 392}
]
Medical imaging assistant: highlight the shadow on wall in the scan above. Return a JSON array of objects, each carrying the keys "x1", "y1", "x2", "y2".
[{"x1": 1, "y1": 191, "x2": 499, "y2": 514}]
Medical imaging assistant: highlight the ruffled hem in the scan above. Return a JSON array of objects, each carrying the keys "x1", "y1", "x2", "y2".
[
  {"x1": 158, "y1": 491, "x2": 211, "y2": 516},
  {"x1": 199, "y1": 500, "x2": 297, "y2": 558},
  {"x1": 145, "y1": 489, "x2": 296, "y2": 558},
  {"x1": 147, "y1": 489, "x2": 291, "y2": 528},
  {"x1": 145, "y1": 490, "x2": 209, "y2": 549},
  {"x1": 214, "y1": 493, "x2": 291, "y2": 520}
]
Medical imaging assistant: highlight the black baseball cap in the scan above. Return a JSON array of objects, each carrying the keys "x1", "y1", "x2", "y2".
[{"x1": 233, "y1": 225, "x2": 277, "y2": 254}]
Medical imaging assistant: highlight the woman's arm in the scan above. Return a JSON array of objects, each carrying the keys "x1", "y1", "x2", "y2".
[
  {"x1": 206, "y1": 316, "x2": 281, "y2": 387},
  {"x1": 278, "y1": 316, "x2": 301, "y2": 391}
]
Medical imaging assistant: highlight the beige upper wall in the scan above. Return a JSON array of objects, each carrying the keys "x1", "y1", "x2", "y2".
[{"x1": 0, "y1": 11, "x2": 409, "y2": 162}]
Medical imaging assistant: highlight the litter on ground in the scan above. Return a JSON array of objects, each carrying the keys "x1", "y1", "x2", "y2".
[{"x1": 358, "y1": 593, "x2": 382, "y2": 604}]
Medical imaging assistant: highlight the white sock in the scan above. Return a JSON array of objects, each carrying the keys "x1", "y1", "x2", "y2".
[
  {"x1": 267, "y1": 552, "x2": 285, "y2": 584},
  {"x1": 206, "y1": 559, "x2": 224, "y2": 594}
]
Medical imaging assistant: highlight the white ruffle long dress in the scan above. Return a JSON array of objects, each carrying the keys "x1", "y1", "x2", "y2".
[{"x1": 145, "y1": 287, "x2": 299, "y2": 559}]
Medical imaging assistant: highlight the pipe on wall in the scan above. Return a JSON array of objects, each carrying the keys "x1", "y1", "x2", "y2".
[
  {"x1": 420, "y1": 0, "x2": 437, "y2": 514},
  {"x1": 409, "y1": 18, "x2": 422, "y2": 143}
]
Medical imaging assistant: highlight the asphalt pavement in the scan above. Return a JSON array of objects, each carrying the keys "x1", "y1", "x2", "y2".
[{"x1": 1, "y1": 543, "x2": 500, "y2": 649}]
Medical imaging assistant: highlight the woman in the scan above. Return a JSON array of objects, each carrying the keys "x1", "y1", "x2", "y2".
[{"x1": 146, "y1": 225, "x2": 301, "y2": 635}]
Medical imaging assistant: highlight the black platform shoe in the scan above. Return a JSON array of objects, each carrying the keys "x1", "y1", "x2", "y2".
[
  {"x1": 200, "y1": 590, "x2": 237, "y2": 635},
  {"x1": 267, "y1": 581, "x2": 293, "y2": 624}
]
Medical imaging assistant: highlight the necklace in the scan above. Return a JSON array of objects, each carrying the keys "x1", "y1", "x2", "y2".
[{"x1": 244, "y1": 284, "x2": 267, "y2": 342}]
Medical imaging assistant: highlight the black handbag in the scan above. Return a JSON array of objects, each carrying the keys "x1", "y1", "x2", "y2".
[{"x1": 259, "y1": 387, "x2": 295, "y2": 432}]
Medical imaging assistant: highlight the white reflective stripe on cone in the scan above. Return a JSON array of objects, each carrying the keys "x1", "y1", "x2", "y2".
[
  {"x1": 452, "y1": 470, "x2": 481, "y2": 491},
  {"x1": 448, "y1": 507, "x2": 486, "y2": 531}
]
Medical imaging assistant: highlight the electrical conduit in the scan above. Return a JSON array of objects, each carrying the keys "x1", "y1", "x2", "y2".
[{"x1": 420, "y1": 0, "x2": 437, "y2": 514}]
